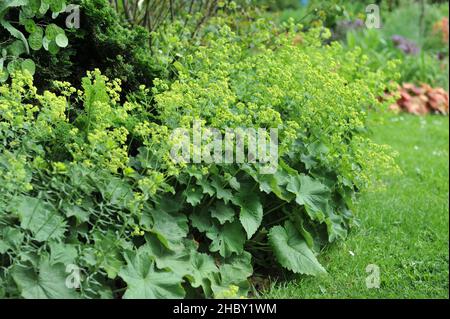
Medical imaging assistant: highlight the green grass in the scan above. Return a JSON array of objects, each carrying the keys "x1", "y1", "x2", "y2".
[{"x1": 262, "y1": 113, "x2": 449, "y2": 299}]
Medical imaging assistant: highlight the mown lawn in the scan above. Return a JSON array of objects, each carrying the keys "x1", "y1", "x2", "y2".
[{"x1": 262, "y1": 113, "x2": 449, "y2": 299}]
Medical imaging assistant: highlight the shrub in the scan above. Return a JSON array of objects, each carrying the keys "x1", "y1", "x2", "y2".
[
  {"x1": 32, "y1": 0, "x2": 162, "y2": 92},
  {"x1": 72, "y1": 0, "x2": 165, "y2": 90},
  {"x1": 345, "y1": 28, "x2": 448, "y2": 90},
  {"x1": 0, "y1": 0, "x2": 71, "y2": 83},
  {"x1": 0, "y1": 19, "x2": 398, "y2": 299}
]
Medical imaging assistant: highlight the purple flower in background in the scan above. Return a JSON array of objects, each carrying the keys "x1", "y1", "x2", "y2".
[
  {"x1": 332, "y1": 19, "x2": 365, "y2": 40},
  {"x1": 353, "y1": 19, "x2": 364, "y2": 28},
  {"x1": 337, "y1": 19, "x2": 365, "y2": 31},
  {"x1": 391, "y1": 35, "x2": 420, "y2": 55}
]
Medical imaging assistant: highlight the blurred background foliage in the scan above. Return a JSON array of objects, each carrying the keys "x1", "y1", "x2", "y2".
[
  {"x1": 265, "y1": 0, "x2": 449, "y2": 89},
  {"x1": 2, "y1": 0, "x2": 448, "y2": 92}
]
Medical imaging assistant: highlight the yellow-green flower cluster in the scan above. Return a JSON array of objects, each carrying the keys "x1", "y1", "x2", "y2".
[{"x1": 152, "y1": 22, "x2": 399, "y2": 189}]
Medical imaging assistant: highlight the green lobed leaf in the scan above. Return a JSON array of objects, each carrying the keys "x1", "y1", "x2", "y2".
[
  {"x1": 11, "y1": 259, "x2": 80, "y2": 299},
  {"x1": 183, "y1": 185, "x2": 204, "y2": 206},
  {"x1": 11, "y1": 196, "x2": 67, "y2": 242},
  {"x1": 210, "y1": 200, "x2": 235, "y2": 225},
  {"x1": 207, "y1": 221, "x2": 246, "y2": 258},
  {"x1": 92, "y1": 231, "x2": 125, "y2": 279},
  {"x1": 232, "y1": 188, "x2": 263, "y2": 239},
  {"x1": 287, "y1": 174, "x2": 331, "y2": 218},
  {"x1": 325, "y1": 210, "x2": 348, "y2": 242},
  {"x1": 211, "y1": 252, "x2": 253, "y2": 298},
  {"x1": 268, "y1": 221, "x2": 326, "y2": 275},
  {"x1": 211, "y1": 176, "x2": 233, "y2": 204},
  {"x1": 146, "y1": 206, "x2": 188, "y2": 251},
  {"x1": 49, "y1": 242, "x2": 78, "y2": 266},
  {"x1": 0, "y1": 227, "x2": 24, "y2": 254},
  {"x1": 196, "y1": 176, "x2": 215, "y2": 196},
  {"x1": 119, "y1": 248, "x2": 185, "y2": 299},
  {"x1": 144, "y1": 235, "x2": 218, "y2": 290},
  {"x1": 218, "y1": 251, "x2": 253, "y2": 286}
]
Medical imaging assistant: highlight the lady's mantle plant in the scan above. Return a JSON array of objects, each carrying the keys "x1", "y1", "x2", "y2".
[{"x1": 0, "y1": 19, "x2": 398, "y2": 298}]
